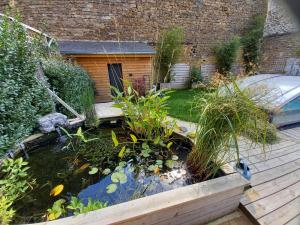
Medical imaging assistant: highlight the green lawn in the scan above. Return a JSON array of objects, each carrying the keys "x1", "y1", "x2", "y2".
[{"x1": 166, "y1": 88, "x2": 209, "y2": 123}]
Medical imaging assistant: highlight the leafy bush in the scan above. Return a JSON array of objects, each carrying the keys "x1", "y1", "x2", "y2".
[
  {"x1": 154, "y1": 27, "x2": 184, "y2": 83},
  {"x1": 242, "y1": 15, "x2": 265, "y2": 74},
  {"x1": 189, "y1": 66, "x2": 202, "y2": 85},
  {"x1": 0, "y1": 157, "x2": 34, "y2": 224},
  {"x1": 42, "y1": 59, "x2": 96, "y2": 121},
  {"x1": 214, "y1": 37, "x2": 241, "y2": 75},
  {"x1": 188, "y1": 82, "x2": 270, "y2": 180},
  {"x1": 0, "y1": 13, "x2": 54, "y2": 153}
]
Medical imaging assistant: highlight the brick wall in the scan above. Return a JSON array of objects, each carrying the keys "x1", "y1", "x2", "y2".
[
  {"x1": 260, "y1": 32, "x2": 300, "y2": 73},
  {"x1": 0, "y1": 0, "x2": 267, "y2": 62}
]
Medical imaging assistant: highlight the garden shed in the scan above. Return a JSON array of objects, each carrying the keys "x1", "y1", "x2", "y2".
[{"x1": 58, "y1": 41, "x2": 155, "y2": 102}]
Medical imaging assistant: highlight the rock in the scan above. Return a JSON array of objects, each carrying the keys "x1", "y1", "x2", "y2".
[{"x1": 38, "y1": 113, "x2": 69, "y2": 133}]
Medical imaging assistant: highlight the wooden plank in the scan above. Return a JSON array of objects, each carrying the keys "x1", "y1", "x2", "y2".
[
  {"x1": 249, "y1": 149, "x2": 300, "y2": 173},
  {"x1": 147, "y1": 195, "x2": 241, "y2": 225},
  {"x1": 257, "y1": 197, "x2": 300, "y2": 225},
  {"x1": 245, "y1": 144, "x2": 299, "y2": 165},
  {"x1": 34, "y1": 174, "x2": 248, "y2": 225},
  {"x1": 241, "y1": 169, "x2": 300, "y2": 205},
  {"x1": 286, "y1": 214, "x2": 300, "y2": 225},
  {"x1": 207, "y1": 210, "x2": 253, "y2": 225},
  {"x1": 250, "y1": 158, "x2": 300, "y2": 186},
  {"x1": 245, "y1": 181, "x2": 300, "y2": 219}
]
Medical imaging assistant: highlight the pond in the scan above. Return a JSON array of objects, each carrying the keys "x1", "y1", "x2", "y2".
[{"x1": 13, "y1": 124, "x2": 204, "y2": 224}]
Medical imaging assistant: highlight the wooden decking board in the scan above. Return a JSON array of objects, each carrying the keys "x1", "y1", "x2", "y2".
[
  {"x1": 244, "y1": 181, "x2": 300, "y2": 219},
  {"x1": 250, "y1": 158, "x2": 300, "y2": 186},
  {"x1": 257, "y1": 197, "x2": 300, "y2": 225},
  {"x1": 286, "y1": 214, "x2": 300, "y2": 225},
  {"x1": 238, "y1": 126, "x2": 300, "y2": 225},
  {"x1": 241, "y1": 169, "x2": 300, "y2": 205},
  {"x1": 249, "y1": 149, "x2": 300, "y2": 173},
  {"x1": 242, "y1": 144, "x2": 299, "y2": 166},
  {"x1": 238, "y1": 140, "x2": 295, "y2": 156}
]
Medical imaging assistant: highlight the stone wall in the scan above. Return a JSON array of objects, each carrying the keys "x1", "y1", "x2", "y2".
[
  {"x1": 260, "y1": 32, "x2": 300, "y2": 73},
  {"x1": 261, "y1": 0, "x2": 300, "y2": 74},
  {"x1": 0, "y1": 0, "x2": 267, "y2": 62}
]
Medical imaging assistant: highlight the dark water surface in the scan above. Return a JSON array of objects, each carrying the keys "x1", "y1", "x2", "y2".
[{"x1": 14, "y1": 127, "x2": 194, "y2": 223}]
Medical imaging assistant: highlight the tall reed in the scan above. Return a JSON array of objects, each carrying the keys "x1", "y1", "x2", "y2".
[{"x1": 187, "y1": 82, "x2": 269, "y2": 180}]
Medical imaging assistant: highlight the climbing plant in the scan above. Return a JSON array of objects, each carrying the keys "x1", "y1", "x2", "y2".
[
  {"x1": 0, "y1": 12, "x2": 54, "y2": 154},
  {"x1": 242, "y1": 15, "x2": 265, "y2": 74},
  {"x1": 214, "y1": 37, "x2": 241, "y2": 75}
]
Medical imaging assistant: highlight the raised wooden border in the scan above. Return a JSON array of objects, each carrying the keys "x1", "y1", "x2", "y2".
[{"x1": 34, "y1": 173, "x2": 248, "y2": 225}]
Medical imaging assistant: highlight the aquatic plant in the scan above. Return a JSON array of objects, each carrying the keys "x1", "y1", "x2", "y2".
[
  {"x1": 0, "y1": 157, "x2": 34, "y2": 224},
  {"x1": 187, "y1": 81, "x2": 269, "y2": 180},
  {"x1": 47, "y1": 197, "x2": 108, "y2": 221},
  {"x1": 113, "y1": 85, "x2": 176, "y2": 145},
  {"x1": 61, "y1": 127, "x2": 120, "y2": 171}
]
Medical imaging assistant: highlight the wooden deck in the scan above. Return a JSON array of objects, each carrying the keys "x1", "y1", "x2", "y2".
[{"x1": 238, "y1": 126, "x2": 300, "y2": 225}]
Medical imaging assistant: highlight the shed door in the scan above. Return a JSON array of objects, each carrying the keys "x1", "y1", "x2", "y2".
[{"x1": 108, "y1": 63, "x2": 124, "y2": 97}]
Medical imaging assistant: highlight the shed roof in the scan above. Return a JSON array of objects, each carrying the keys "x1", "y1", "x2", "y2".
[{"x1": 58, "y1": 40, "x2": 156, "y2": 55}]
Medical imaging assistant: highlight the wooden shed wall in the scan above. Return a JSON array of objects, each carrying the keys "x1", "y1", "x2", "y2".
[{"x1": 71, "y1": 55, "x2": 153, "y2": 102}]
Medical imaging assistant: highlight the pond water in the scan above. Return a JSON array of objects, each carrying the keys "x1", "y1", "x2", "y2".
[{"x1": 14, "y1": 126, "x2": 195, "y2": 223}]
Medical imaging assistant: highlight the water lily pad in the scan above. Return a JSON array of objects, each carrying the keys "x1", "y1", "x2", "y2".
[
  {"x1": 148, "y1": 164, "x2": 158, "y2": 171},
  {"x1": 88, "y1": 167, "x2": 98, "y2": 175},
  {"x1": 111, "y1": 172, "x2": 127, "y2": 184},
  {"x1": 165, "y1": 160, "x2": 174, "y2": 169},
  {"x1": 172, "y1": 155, "x2": 179, "y2": 161},
  {"x1": 128, "y1": 166, "x2": 135, "y2": 173},
  {"x1": 106, "y1": 184, "x2": 117, "y2": 194},
  {"x1": 156, "y1": 160, "x2": 163, "y2": 165},
  {"x1": 102, "y1": 168, "x2": 111, "y2": 175}
]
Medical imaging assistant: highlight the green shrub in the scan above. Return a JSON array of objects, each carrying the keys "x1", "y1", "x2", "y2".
[
  {"x1": 154, "y1": 27, "x2": 184, "y2": 83},
  {"x1": 0, "y1": 13, "x2": 54, "y2": 153},
  {"x1": 242, "y1": 15, "x2": 265, "y2": 74},
  {"x1": 188, "y1": 82, "x2": 270, "y2": 180},
  {"x1": 189, "y1": 66, "x2": 202, "y2": 86},
  {"x1": 42, "y1": 59, "x2": 95, "y2": 120},
  {"x1": 215, "y1": 37, "x2": 241, "y2": 75},
  {"x1": 0, "y1": 157, "x2": 34, "y2": 224}
]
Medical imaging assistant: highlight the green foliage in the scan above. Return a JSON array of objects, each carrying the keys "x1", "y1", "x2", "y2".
[
  {"x1": 242, "y1": 15, "x2": 265, "y2": 74},
  {"x1": 244, "y1": 121, "x2": 278, "y2": 144},
  {"x1": 0, "y1": 157, "x2": 34, "y2": 224},
  {"x1": 188, "y1": 82, "x2": 270, "y2": 180},
  {"x1": 42, "y1": 59, "x2": 95, "y2": 119},
  {"x1": 61, "y1": 127, "x2": 120, "y2": 171},
  {"x1": 154, "y1": 27, "x2": 184, "y2": 83},
  {"x1": 295, "y1": 49, "x2": 300, "y2": 58},
  {"x1": 0, "y1": 196, "x2": 15, "y2": 225},
  {"x1": 189, "y1": 66, "x2": 202, "y2": 85},
  {"x1": 81, "y1": 85, "x2": 99, "y2": 127},
  {"x1": 47, "y1": 197, "x2": 107, "y2": 220},
  {"x1": 113, "y1": 86, "x2": 175, "y2": 144},
  {"x1": 215, "y1": 37, "x2": 241, "y2": 75},
  {"x1": 0, "y1": 13, "x2": 54, "y2": 153}
]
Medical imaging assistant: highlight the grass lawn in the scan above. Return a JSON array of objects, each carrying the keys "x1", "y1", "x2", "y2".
[{"x1": 166, "y1": 88, "x2": 210, "y2": 123}]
